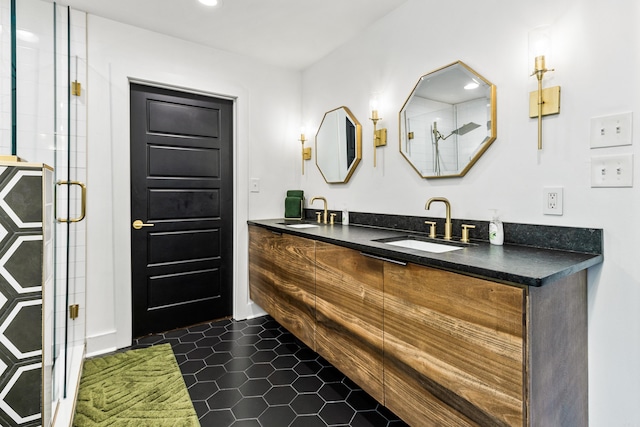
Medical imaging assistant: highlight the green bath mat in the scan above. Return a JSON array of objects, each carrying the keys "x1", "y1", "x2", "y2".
[{"x1": 73, "y1": 344, "x2": 199, "y2": 427}]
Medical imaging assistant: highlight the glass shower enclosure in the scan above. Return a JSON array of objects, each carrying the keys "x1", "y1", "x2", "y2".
[{"x1": 6, "y1": 1, "x2": 87, "y2": 425}]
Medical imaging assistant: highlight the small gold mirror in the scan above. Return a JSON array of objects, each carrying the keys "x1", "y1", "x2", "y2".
[
  {"x1": 399, "y1": 61, "x2": 496, "y2": 178},
  {"x1": 315, "y1": 106, "x2": 362, "y2": 184}
]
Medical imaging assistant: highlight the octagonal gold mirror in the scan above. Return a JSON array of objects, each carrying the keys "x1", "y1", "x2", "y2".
[
  {"x1": 399, "y1": 61, "x2": 496, "y2": 178},
  {"x1": 315, "y1": 106, "x2": 362, "y2": 184}
]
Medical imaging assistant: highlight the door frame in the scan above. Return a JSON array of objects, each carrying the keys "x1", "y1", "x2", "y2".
[
  {"x1": 86, "y1": 53, "x2": 273, "y2": 356},
  {"x1": 106, "y1": 78, "x2": 258, "y2": 350}
]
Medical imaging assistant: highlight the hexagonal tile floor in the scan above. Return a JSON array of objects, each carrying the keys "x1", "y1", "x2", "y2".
[{"x1": 132, "y1": 315, "x2": 407, "y2": 427}]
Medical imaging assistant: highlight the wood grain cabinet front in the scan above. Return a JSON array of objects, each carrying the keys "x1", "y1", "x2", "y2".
[
  {"x1": 383, "y1": 262, "x2": 588, "y2": 427},
  {"x1": 384, "y1": 262, "x2": 526, "y2": 426},
  {"x1": 315, "y1": 243, "x2": 384, "y2": 403},
  {"x1": 248, "y1": 225, "x2": 316, "y2": 350}
]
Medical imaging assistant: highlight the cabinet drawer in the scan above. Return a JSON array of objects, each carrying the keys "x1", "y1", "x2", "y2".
[
  {"x1": 384, "y1": 262, "x2": 525, "y2": 426},
  {"x1": 315, "y1": 243, "x2": 384, "y2": 403},
  {"x1": 248, "y1": 225, "x2": 316, "y2": 350}
]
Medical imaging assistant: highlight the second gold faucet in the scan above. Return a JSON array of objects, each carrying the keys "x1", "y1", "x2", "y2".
[
  {"x1": 310, "y1": 196, "x2": 328, "y2": 224},
  {"x1": 425, "y1": 197, "x2": 452, "y2": 240}
]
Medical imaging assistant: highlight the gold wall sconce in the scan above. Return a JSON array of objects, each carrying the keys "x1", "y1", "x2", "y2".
[
  {"x1": 299, "y1": 130, "x2": 312, "y2": 174},
  {"x1": 529, "y1": 26, "x2": 561, "y2": 150},
  {"x1": 370, "y1": 98, "x2": 387, "y2": 167}
]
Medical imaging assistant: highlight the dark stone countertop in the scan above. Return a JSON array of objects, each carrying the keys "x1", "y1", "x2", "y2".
[{"x1": 248, "y1": 219, "x2": 603, "y2": 287}]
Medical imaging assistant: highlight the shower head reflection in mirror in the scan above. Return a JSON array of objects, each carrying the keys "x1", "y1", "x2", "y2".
[
  {"x1": 399, "y1": 61, "x2": 496, "y2": 178},
  {"x1": 430, "y1": 121, "x2": 481, "y2": 176}
]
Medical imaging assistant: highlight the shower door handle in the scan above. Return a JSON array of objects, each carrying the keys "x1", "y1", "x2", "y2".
[
  {"x1": 56, "y1": 180, "x2": 87, "y2": 223},
  {"x1": 132, "y1": 220, "x2": 155, "y2": 230}
]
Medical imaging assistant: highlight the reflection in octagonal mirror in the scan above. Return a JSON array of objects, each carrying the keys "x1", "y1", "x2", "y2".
[
  {"x1": 315, "y1": 106, "x2": 362, "y2": 184},
  {"x1": 399, "y1": 61, "x2": 496, "y2": 178}
]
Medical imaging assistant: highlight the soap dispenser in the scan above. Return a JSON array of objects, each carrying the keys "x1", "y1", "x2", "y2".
[
  {"x1": 489, "y1": 209, "x2": 504, "y2": 246},
  {"x1": 341, "y1": 203, "x2": 349, "y2": 225}
]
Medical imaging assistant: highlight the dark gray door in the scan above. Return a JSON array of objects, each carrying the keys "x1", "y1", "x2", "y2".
[{"x1": 130, "y1": 83, "x2": 233, "y2": 338}]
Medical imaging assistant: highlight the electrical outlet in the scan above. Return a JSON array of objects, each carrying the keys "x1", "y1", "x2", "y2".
[
  {"x1": 590, "y1": 112, "x2": 633, "y2": 148},
  {"x1": 591, "y1": 154, "x2": 633, "y2": 187},
  {"x1": 543, "y1": 187, "x2": 563, "y2": 215},
  {"x1": 250, "y1": 178, "x2": 260, "y2": 193}
]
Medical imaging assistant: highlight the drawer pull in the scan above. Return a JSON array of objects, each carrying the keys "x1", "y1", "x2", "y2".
[{"x1": 360, "y1": 252, "x2": 407, "y2": 266}]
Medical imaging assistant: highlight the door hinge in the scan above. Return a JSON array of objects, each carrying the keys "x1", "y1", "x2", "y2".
[
  {"x1": 71, "y1": 81, "x2": 81, "y2": 96},
  {"x1": 69, "y1": 304, "x2": 79, "y2": 320}
]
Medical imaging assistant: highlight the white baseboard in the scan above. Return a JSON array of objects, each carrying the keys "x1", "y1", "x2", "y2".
[
  {"x1": 85, "y1": 329, "x2": 118, "y2": 358},
  {"x1": 235, "y1": 301, "x2": 267, "y2": 321}
]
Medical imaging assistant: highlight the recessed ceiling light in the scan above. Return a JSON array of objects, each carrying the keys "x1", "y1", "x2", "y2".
[
  {"x1": 464, "y1": 82, "x2": 479, "y2": 90},
  {"x1": 199, "y1": 0, "x2": 220, "y2": 6}
]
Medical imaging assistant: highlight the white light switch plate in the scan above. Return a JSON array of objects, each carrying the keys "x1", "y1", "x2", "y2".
[
  {"x1": 250, "y1": 178, "x2": 260, "y2": 193},
  {"x1": 590, "y1": 112, "x2": 633, "y2": 148},
  {"x1": 590, "y1": 154, "x2": 633, "y2": 187}
]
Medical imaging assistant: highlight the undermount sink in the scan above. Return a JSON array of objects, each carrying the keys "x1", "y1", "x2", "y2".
[
  {"x1": 285, "y1": 224, "x2": 319, "y2": 229},
  {"x1": 276, "y1": 221, "x2": 320, "y2": 229},
  {"x1": 375, "y1": 236, "x2": 464, "y2": 254}
]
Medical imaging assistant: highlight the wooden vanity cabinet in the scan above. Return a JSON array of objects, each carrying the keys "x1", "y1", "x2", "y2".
[
  {"x1": 248, "y1": 225, "x2": 588, "y2": 427},
  {"x1": 248, "y1": 225, "x2": 316, "y2": 350},
  {"x1": 315, "y1": 243, "x2": 384, "y2": 403}
]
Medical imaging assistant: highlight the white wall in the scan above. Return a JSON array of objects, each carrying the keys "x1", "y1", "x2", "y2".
[
  {"x1": 85, "y1": 15, "x2": 300, "y2": 354},
  {"x1": 300, "y1": 0, "x2": 639, "y2": 424}
]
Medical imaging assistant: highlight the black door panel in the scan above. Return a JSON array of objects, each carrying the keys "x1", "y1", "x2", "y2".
[{"x1": 130, "y1": 83, "x2": 233, "y2": 337}]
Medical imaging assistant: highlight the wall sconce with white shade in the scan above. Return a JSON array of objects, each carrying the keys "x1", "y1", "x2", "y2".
[
  {"x1": 370, "y1": 98, "x2": 387, "y2": 167},
  {"x1": 529, "y1": 26, "x2": 561, "y2": 150},
  {"x1": 299, "y1": 127, "x2": 312, "y2": 174}
]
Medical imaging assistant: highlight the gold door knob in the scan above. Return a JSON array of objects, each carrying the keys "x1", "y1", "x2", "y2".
[{"x1": 132, "y1": 219, "x2": 154, "y2": 230}]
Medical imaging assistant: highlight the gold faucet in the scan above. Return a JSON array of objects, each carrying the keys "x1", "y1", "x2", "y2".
[
  {"x1": 310, "y1": 196, "x2": 328, "y2": 224},
  {"x1": 425, "y1": 197, "x2": 452, "y2": 240}
]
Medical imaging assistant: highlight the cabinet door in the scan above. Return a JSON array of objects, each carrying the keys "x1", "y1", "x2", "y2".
[
  {"x1": 249, "y1": 225, "x2": 279, "y2": 315},
  {"x1": 315, "y1": 243, "x2": 384, "y2": 403},
  {"x1": 248, "y1": 225, "x2": 316, "y2": 350},
  {"x1": 384, "y1": 263, "x2": 525, "y2": 427}
]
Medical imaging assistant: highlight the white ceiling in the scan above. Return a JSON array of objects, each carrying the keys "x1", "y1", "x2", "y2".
[{"x1": 49, "y1": 0, "x2": 408, "y2": 70}]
